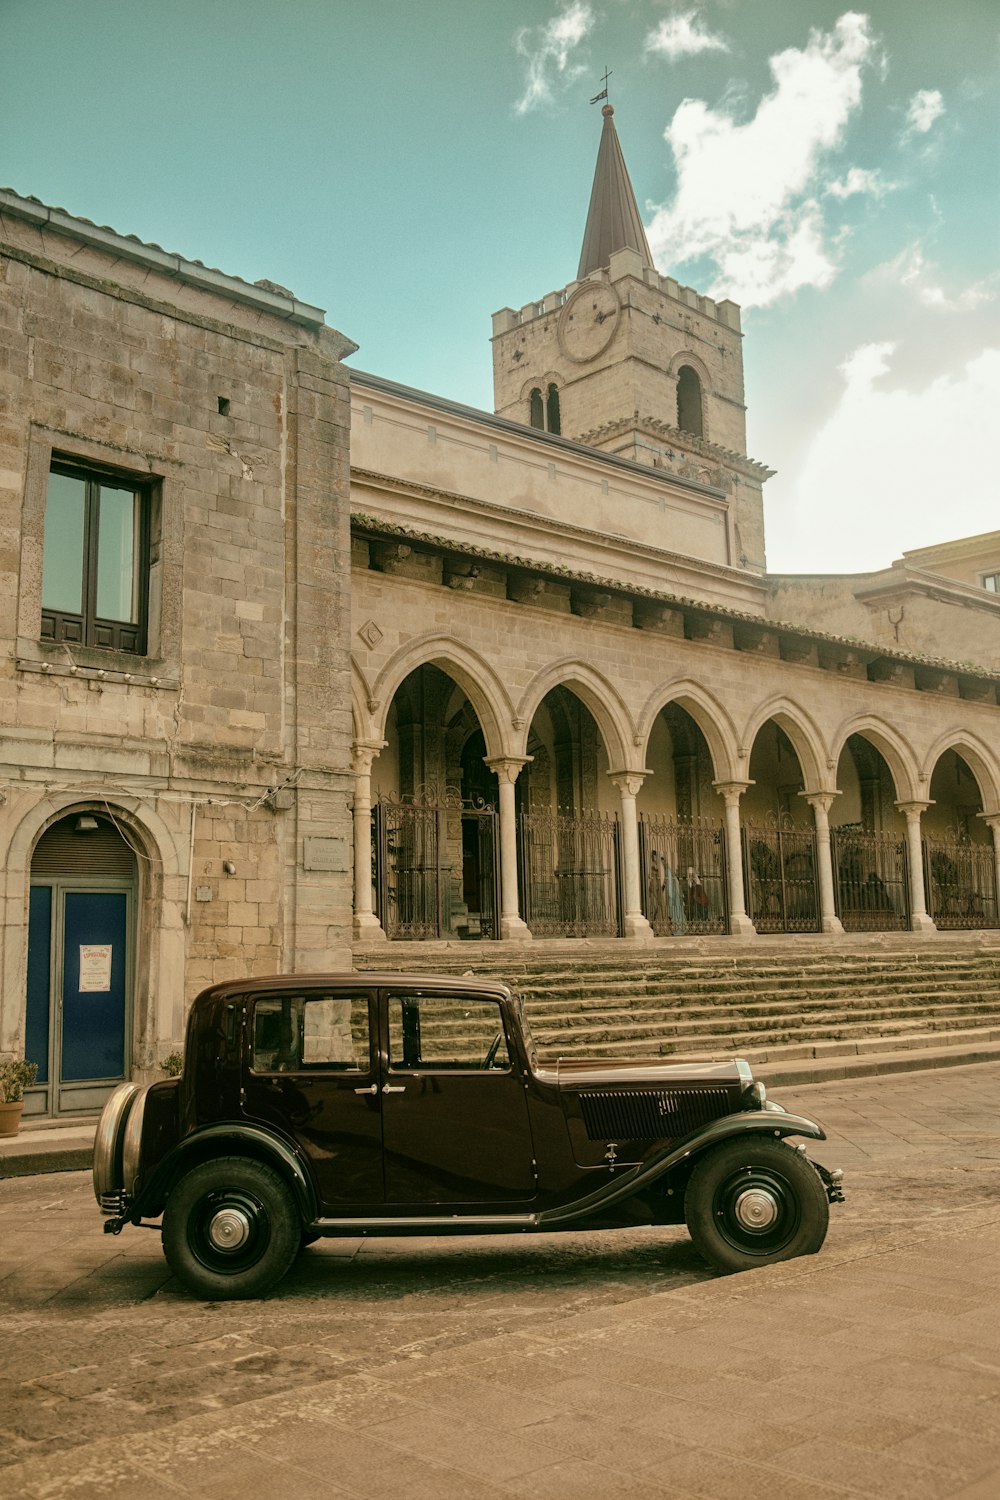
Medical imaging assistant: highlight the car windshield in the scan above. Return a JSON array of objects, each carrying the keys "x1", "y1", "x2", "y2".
[{"x1": 514, "y1": 990, "x2": 537, "y2": 1062}]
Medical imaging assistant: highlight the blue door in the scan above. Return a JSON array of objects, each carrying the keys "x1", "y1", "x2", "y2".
[
  {"x1": 25, "y1": 884, "x2": 131, "y2": 1114},
  {"x1": 61, "y1": 892, "x2": 128, "y2": 1083}
]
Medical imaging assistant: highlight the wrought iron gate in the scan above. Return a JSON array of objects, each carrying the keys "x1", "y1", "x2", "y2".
[
  {"x1": 374, "y1": 791, "x2": 500, "y2": 941},
  {"x1": 742, "y1": 820, "x2": 820, "y2": 933},
  {"x1": 518, "y1": 809, "x2": 622, "y2": 937},
  {"x1": 924, "y1": 838, "x2": 998, "y2": 930},
  {"x1": 638, "y1": 816, "x2": 728, "y2": 935},
  {"x1": 831, "y1": 828, "x2": 910, "y2": 931}
]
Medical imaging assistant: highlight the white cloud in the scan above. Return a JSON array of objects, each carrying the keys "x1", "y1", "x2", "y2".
[
  {"x1": 903, "y1": 88, "x2": 945, "y2": 138},
  {"x1": 825, "y1": 166, "x2": 890, "y2": 199},
  {"x1": 514, "y1": 2, "x2": 595, "y2": 115},
  {"x1": 646, "y1": 10, "x2": 729, "y2": 61},
  {"x1": 876, "y1": 245, "x2": 997, "y2": 312},
  {"x1": 777, "y1": 343, "x2": 1000, "y2": 571},
  {"x1": 645, "y1": 12, "x2": 880, "y2": 307}
]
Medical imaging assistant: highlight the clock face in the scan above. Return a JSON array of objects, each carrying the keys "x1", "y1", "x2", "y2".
[{"x1": 558, "y1": 283, "x2": 621, "y2": 364}]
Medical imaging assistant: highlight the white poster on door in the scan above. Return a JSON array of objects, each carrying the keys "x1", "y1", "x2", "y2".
[{"x1": 79, "y1": 944, "x2": 113, "y2": 992}]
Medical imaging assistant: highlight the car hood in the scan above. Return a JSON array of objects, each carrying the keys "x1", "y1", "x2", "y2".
[{"x1": 538, "y1": 1056, "x2": 752, "y2": 1089}]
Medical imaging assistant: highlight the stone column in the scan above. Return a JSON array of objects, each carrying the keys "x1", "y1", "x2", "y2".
[
  {"x1": 608, "y1": 773, "x2": 654, "y2": 941},
  {"x1": 485, "y1": 758, "x2": 532, "y2": 941},
  {"x1": 802, "y1": 792, "x2": 844, "y2": 935},
  {"x1": 978, "y1": 814, "x2": 1000, "y2": 918},
  {"x1": 713, "y1": 781, "x2": 756, "y2": 937},
  {"x1": 897, "y1": 800, "x2": 936, "y2": 932},
  {"x1": 352, "y1": 742, "x2": 387, "y2": 941}
]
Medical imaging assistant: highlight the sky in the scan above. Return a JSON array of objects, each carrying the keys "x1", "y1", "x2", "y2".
[{"x1": 1, "y1": 0, "x2": 997, "y2": 574}]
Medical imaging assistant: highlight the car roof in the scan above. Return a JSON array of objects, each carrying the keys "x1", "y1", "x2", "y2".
[{"x1": 194, "y1": 973, "x2": 514, "y2": 1004}]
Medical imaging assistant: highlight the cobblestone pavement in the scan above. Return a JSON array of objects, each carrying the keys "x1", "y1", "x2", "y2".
[{"x1": 1, "y1": 1063, "x2": 999, "y2": 1498}]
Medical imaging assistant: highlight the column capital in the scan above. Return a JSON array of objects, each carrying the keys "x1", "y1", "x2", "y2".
[
  {"x1": 485, "y1": 755, "x2": 532, "y2": 786},
  {"x1": 713, "y1": 779, "x2": 753, "y2": 808},
  {"x1": 608, "y1": 768, "x2": 650, "y2": 799},
  {"x1": 896, "y1": 799, "x2": 932, "y2": 818},
  {"x1": 978, "y1": 810, "x2": 1000, "y2": 830},
  {"x1": 352, "y1": 739, "x2": 386, "y2": 775},
  {"x1": 800, "y1": 789, "x2": 840, "y2": 816}
]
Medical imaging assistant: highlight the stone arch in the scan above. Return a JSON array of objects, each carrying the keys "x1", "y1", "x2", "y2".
[
  {"x1": 515, "y1": 659, "x2": 634, "y2": 771},
  {"x1": 370, "y1": 634, "x2": 514, "y2": 759},
  {"x1": 829, "y1": 715, "x2": 919, "y2": 804},
  {"x1": 518, "y1": 372, "x2": 563, "y2": 406},
  {"x1": 350, "y1": 657, "x2": 378, "y2": 745},
  {"x1": 666, "y1": 349, "x2": 712, "y2": 390},
  {"x1": 921, "y1": 731, "x2": 1000, "y2": 814},
  {"x1": 740, "y1": 698, "x2": 828, "y2": 792},
  {"x1": 1, "y1": 792, "x2": 185, "y2": 1065},
  {"x1": 636, "y1": 680, "x2": 739, "y2": 782}
]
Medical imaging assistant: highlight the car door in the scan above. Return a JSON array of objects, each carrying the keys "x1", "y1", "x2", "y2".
[
  {"x1": 379, "y1": 989, "x2": 536, "y2": 1205},
  {"x1": 241, "y1": 988, "x2": 384, "y2": 1210}
]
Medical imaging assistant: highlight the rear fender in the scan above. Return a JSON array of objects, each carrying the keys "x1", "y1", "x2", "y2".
[
  {"x1": 133, "y1": 1124, "x2": 318, "y2": 1224},
  {"x1": 538, "y1": 1111, "x2": 825, "y2": 1229}
]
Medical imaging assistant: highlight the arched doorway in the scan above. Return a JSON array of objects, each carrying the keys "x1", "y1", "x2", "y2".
[
  {"x1": 372, "y1": 664, "x2": 500, "y2": 940},
  {"x1": 923, "y1": 750, "x2": 998, "y2": 929},
  {"x1": 830, "y1": 735, "x2": 909, "y2": 930},
  {"x1": 25, "y1": 810, "x2": 137, "y2": 1116},
  {"x1": 519, "y1": 685, "x2": 621, "y2": 937},
  {"x1": 742, "y1": 722, "x2": 820, "y2": 933},
  {"x1": 638, "y1": 703, "x2": 727, "y2": 935}
]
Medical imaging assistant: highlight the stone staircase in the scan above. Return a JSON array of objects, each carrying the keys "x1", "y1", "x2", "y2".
[{"x1": 354, "y1": 937, "x2": 1000, "y2": 1086}]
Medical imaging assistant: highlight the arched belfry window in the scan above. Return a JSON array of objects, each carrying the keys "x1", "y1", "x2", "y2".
[
  {"x1": 529, "y1": 384, "x2": 561, "y2": 434},
  {"x1": 546, "y1": 383, "x2": 561, "y2": 435},
  {"x1": 676, "y1": 365, "x2": 704, "y2": 438}
]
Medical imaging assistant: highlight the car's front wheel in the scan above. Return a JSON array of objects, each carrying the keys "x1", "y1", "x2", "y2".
[
  {"x1": 162, "y1": 1156, "x2": 300, "y2": 1300},
  {"x1": 684, "y1": 1137, "x2": 829, "y2": 1274}
]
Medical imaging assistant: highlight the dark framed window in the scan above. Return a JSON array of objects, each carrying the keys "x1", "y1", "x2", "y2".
[
  {"x1": 982, "y1": 573, "x2": 1000, "y2": 593},
  {"x1": 676, "y1": 365, "x2": 704, "y2": 438},
  {"x1": 40, "y1": 463, "x2": 150, "y2": 653}
]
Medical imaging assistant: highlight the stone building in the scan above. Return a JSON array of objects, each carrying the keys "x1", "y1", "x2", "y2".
[
  {"x1": 0, "y1": 190, "x2": 356, "y2": 1116},
  {"x1": 3, "y1": 104, "x2": 1000, "y2": 1119}
]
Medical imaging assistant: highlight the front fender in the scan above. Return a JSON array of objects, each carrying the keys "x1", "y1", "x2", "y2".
[
  {"x1": 133, "y1": 1123, "x2": 318, "y2": 1224},
  {"x1": 538, "y1": 1110, "x2": 825, "y2": 1229}
]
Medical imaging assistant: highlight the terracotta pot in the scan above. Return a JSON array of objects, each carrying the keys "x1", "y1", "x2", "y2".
[{"x1": 0, "y1": 1100, "x2": 25, "y2": 1137}]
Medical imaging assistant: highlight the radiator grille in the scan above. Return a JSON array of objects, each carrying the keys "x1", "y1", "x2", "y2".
[{"x1": 579, "y1": 1086, "x2": 734, "y2": 1141}]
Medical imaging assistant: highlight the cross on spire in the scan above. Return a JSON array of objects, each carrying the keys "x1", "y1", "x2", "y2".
[{"x1": 590, "y1": 68, "x2": 612, "y2": 105}]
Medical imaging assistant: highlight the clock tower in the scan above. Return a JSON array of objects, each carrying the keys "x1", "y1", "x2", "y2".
[{"x1": 491, "y1": 103, "x2": 772, "y2": 572}]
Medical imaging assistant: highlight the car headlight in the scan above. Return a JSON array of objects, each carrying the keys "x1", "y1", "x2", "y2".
[{"x1": 743, "y1": 1079, "x2": 767, "y2": 1109}]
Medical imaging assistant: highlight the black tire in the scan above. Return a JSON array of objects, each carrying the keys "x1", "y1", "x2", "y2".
[
  {"x1": 684, "y1": 1138, "x2": 829, "y2": 1274},
  {"x1": 162, "y1": 1156, "x2": 300, "y2": 1300}
]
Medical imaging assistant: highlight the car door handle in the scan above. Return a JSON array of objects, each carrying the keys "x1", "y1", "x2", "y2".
[
  {"x1": 354, "y1": 1084, "x2": 378, "y2": 1095},
  {"x1": 382, "y1": 1083, "x2": 406, "y2": 1094}
]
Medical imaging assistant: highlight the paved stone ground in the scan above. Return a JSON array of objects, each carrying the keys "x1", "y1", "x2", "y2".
[{"x1": 1, "y1": 1063, "x2": 999, "y2": 1498}]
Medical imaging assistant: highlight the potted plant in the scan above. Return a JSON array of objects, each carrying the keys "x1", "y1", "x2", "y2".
[{"x1": 0, "y1": 1057, "x2": 39, "y2": 1137}]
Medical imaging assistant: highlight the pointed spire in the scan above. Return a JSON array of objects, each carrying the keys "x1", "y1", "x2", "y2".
[{"x1": 577, "y1": 104, "x2": 655, "y2": 280}]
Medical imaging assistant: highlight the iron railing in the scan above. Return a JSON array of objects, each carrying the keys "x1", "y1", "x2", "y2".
[
  {"x1": 831, "y1": 828, "x2": 909, "y2": 931},
  {"x1": 638, "y1": 815, "x2": 728, "y2": 935},
  {"x1": 742, "y1": 821, "x2": 820, "y2": 934},
  {"x1": 518, "y1": 808, "x2": 622, "y2": 937},
  {"x1": 374, "y1": 791, "x2": 500, "y2": 941},
  {"x1": 924, "y1": 838, "x2": 998, "y2": 930}
]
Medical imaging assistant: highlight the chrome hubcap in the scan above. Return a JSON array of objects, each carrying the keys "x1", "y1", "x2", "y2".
[
  {"x1": 207, "y1": 1206, "x2": 252, "y2": 1251},
  {"x1": 733, "y1": 1186, "x2": 779, "y2": 1231}
]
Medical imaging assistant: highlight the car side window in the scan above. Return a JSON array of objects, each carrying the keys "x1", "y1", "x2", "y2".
[
  {"x1": 388, "y1": 996, "x2": 510, "y2": 1071},
  {"x1": 252, "y1": 994, "x2": 369, "y2": 1072}
]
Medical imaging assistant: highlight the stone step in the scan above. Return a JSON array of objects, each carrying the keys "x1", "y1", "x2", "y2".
[
  {"x1": 530, "y1": 1015, "x2": 1000, "y2": 1060},
  {"x1": 527, "y1": 1003, "x2": 1000, "y2": 1041},
  {"x1": 535, "y1": 1024, "x2": 1000, "y2": 1069},
  {"x1": 524, "y1": 984, "x2": 1000, "y2": 1020}
]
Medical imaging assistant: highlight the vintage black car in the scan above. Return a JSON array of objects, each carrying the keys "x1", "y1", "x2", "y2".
[{"x1": 94, "y1": 974, "x2": 843, "y2": 1299}]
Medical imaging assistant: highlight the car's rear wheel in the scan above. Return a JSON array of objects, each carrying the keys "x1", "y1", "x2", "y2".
[
  {"x1": 162, "y1": 1156, "x2": 299, "y2": 1300},
  {"x1": 684, "y1": 1138, "x2": 829, "y2": 1274}
]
